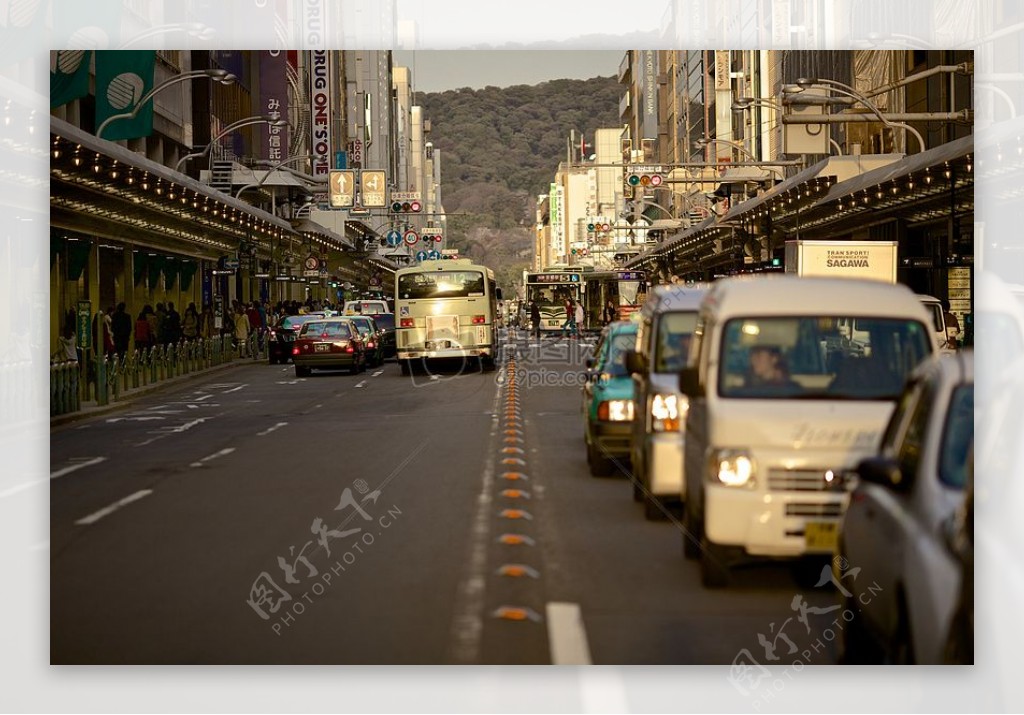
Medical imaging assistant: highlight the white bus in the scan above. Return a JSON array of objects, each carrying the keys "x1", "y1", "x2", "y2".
[{"x1": 394, "y1": 259, "x2": 500, "y2": 374}]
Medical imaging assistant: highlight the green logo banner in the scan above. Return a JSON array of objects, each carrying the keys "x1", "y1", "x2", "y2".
[
  {"x1": 50, "y1": 50, "x2": 92, "y2": 109},
  {"x1": 94, "y1": 51, "x2": 156, "y2": 141}
]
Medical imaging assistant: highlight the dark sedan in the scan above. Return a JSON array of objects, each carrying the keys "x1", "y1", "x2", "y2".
[
  {"x1": 267, "y1": 313, "x2": 331, "y2": 364},
  {"x1": 346, "y1": 316, "x2": 385, "y2": 368},
  {"x1": 291, "y1": 319, "x2": 365, "y2": 376},
  {"x1": 365, "y1": 312, "x2": 396, "y2": 360}
]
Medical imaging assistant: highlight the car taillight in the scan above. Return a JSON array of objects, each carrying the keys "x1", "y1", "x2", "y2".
[
  {"x1": 400, "y1": 318, "x2": 414, "y2": 328},
  {"x1": 291, "y1": 346, "x2": 300, "y2": 355},
  {"x1": 368, "y1": 341, "x2": 375, "y2": 348},
  {"x1": 472, "y1": 315, "x2": 486, "y2": 324}
]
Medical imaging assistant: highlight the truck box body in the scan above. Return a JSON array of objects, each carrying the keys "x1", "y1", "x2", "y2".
[{"x1": 784, "y1": 240, "x2": 898, "y2": 283}]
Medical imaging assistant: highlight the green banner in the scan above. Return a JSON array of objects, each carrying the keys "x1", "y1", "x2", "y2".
[
  {"x1": 50, "y1": 50, "x2": 92, "y2": 109},
  {"x1": 94, "y1": 51, "x2": 156, "y2": 141}
]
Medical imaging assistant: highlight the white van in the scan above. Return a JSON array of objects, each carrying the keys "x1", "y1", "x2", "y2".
[
  {"x1": 917, "y1": 295, "x2": 957, "y2": 354},
  {"x1": 678, "y1": 275, "x2": 935, "y2": 587},
  {"x1": 625, "y1": 284, "x2": 708, "y2": 520}
]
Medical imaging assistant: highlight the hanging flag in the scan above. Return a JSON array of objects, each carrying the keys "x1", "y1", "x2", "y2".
[
  {"x1": 50, "y1": 50, "x2": 92, "y2": 108},
  {"x1": 94, "y1": 50, "x2": 156, "y2": 141}
]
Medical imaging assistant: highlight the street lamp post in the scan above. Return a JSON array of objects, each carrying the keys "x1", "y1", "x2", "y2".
[
  {"x1": 96, "y1": 68, "x2": 236, "y2": 140},
  {"x1": 783, "y1": 77, "x2": 927, "y2": 154},
  {"x1": 733, "y1": 96, "x2": 844, "y2": 155},
  {"x1": 174, "y1": 113, "x2": 288, "y2": 173}
]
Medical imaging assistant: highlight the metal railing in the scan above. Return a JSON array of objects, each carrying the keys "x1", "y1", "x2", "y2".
[{"x1": 50, "y1": 333, "x2": 269, "y2": 417}]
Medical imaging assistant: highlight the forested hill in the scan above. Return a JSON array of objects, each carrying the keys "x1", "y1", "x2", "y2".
[{"x1": 414, "y1": 75, "x2": 622, "y2": 289}]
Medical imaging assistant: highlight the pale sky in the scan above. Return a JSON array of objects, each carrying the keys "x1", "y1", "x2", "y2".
[{"x1": 392, "y1": 50, "x2": 624, "y2": 93}]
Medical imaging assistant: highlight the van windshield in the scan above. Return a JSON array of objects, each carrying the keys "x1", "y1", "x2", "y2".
[
  {"x1": 654, "y1": 311, "x2": 698, "y2": 373},
  {"x1": 718, "y1": 316, "x2": 931, "y2": 400}
]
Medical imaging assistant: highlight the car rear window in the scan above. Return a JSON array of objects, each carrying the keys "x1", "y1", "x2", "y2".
[
  {"x1": 368, "y1": 313, "x2": 394, "y2": 330},
  {"x1": 300, "y1": 322, "x2": 353, "y2": 339}
]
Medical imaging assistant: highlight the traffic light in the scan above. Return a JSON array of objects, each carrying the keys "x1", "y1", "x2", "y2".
[
  {"x1": 626, "y1": 171, "x2": 665, "y2": 189},
  {"x1": 390, "y1": 200, "x2": 422, "y2": 214}
]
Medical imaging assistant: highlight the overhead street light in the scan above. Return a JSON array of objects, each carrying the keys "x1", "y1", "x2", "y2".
[
  {"x1": 96, "y1": 68, "x2": 237, "y2": 140},
  {"x1": 732, "y1": 96, "x2": 844, "y2": 155},
  {"x1": 175, "y1": 113, "x2": 289, "y2": 173},
  {"x1": 784, "y1": 77, "x2": 926, "y2": 153}
]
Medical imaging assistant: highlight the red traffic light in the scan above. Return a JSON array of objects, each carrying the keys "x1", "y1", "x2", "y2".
[{"x1": 410, "y1": 200, "x2": 422, "y2": 212}]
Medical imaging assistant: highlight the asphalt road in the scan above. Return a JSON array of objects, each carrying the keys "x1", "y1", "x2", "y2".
[{"x1": 49, "y1": 330, "x2": 841, "y2": 665}]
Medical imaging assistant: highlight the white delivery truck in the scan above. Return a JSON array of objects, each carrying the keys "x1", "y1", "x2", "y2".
[{"x1": 678, "y1": 275, "x2": 935, "y2": 588}]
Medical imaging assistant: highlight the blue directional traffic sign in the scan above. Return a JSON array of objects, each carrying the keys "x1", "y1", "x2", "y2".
[
  {"x1": 386, "y1": 230, "x2": 402, "y2": 247},
  {"x1": 428, "y1": 250, "x2": 441, "y2": 260},
  {"x1": 415, "y1": 250, "x2": 429, "y2": 262}
]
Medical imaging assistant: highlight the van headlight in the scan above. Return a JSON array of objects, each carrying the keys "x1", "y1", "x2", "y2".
[
  {"x1": 598, "y1": 399, "x2": 634, "y2": 421},
  {"x1": 708, "y1": 449, "x2": 756, "y2": 488},
  {"x1": 650, "y1": 393, "x2": 688, "y2": 432}
]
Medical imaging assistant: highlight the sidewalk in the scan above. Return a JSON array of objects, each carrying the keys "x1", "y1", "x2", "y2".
[{"x1": 50, "y1": 358, "x2": 248, "y2": 430}]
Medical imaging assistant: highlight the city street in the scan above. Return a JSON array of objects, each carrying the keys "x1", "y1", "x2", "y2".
[{"x1": 50, "y1": 331, "x2": 841, "y2": 665}]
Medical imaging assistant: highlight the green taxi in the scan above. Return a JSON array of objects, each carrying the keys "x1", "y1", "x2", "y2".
[{"x1": 582, "y1": 320, "x2": 638, "y2": 476}]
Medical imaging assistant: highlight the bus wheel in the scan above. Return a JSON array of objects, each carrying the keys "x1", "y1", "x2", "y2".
[
  {"x1": 400, "y1": 360, "x2": 411, "y2": 376},
  {"x1": 481, "y1": 355, "x2": 496, "y2": 372}
]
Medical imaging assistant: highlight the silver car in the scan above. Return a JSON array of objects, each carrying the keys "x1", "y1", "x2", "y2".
[{"x1": 839, "y1": 350, "x2": 974, "y2": 663}]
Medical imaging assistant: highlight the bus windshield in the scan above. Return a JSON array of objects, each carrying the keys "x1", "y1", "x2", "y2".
[
  {"x1": 528, "y1": 285, "x2": 577, "y2": 305},
  {"x1": 398, "y1": 270, "x2": 485, "y2": 300}
]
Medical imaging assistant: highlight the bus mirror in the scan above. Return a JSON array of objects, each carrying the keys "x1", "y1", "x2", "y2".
[
  {"x1": 678, "y1": 367, "x2": 702, "y2": 397},
  {"x1": 496, "y1": 288, "x2": 503, "y2": 301}
]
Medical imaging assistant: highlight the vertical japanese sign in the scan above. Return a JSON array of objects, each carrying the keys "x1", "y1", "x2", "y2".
[
  {"x1": 260, "y1": 51, "x2": 289, "y2": 162},
  {"x1": 309, "y1": 50, "x2": 332, "y2": 177},
  {"x1": 642, "y1": 50, "x2": 658, "y2": 140}
]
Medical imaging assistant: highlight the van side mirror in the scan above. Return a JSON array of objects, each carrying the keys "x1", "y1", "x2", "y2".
[
  {"x1": 624, "y1": 349, "x2": 645, "y2": 375},
  {"x1": 678, "y1": 366, "x2": 702, "y2": 397},
  {"x1": 855, "y1": 456, "x2": 910, "y2": 492},
  {"x1": 496, "y1": 288, "x2": 504, "y2": 301}
]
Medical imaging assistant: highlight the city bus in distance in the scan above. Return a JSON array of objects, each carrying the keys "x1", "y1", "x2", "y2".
[
  {"x1": 584, "y1": 269, "x2": 649, "y2": 327},
  {"x1": 523, "y1": 268, "x2": 585, "y2": 332},
  {"x1": 394, "y1": 258, "x2": 500, "y2": 374}
]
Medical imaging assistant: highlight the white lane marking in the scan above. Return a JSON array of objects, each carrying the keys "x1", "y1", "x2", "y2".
[
  {"x1": 193, "y1": 394, "x2": 213, "y2": 402},
  {"x1": 448, "y1": 368, "x2": 503, "y2": 664},
  {"x1": 257, "y1": 422, "x2": 288, "y2": 436},
  {"x1": 190, "y1": 448, "x2": 235, "y2": 468},
  {"x1": 49, "y1": 456, "x2": 108, "y2": 481},
  {"x1": 372, "y1": 370, "x2": 384, "y2": 377},
  {"x1": 430, "y1": 375, "x2": 440, "y2": 381},
  {"x1": 74, "y1": 489, "x2": 153, "y2": 526},
  {"x1": 223, "y1": 384, "x2": 246, "y2": 393},
  {"x1": 106, "y1": 416, "x2": 166, "y2": 423},
  {"x1": 546, "y1": 602, "x2": 593, "y2": 665},
  {"x1": 134, "y1": 416, "x2": 212, "y2": 447},
  {"x1": 355, "y1": 381, "x2": 367, "y2": 388},
  {"x1": 277, "y1": 380, "x2": 300, "y2": 385}
]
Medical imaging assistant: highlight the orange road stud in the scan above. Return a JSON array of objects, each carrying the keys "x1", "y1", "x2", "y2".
[
  {"x1": 501, "y1": 489, "x2": 531, "y2": 499},
  {"x1": 498, "y1": 533, "x2": 536, "y2": 546},
  {"x1": 497, "y1": 564, "x2": 540, "y2": 579},
  {"x1": 501, "y1": 472, "x2": 529, "y2": 481},
  {"x1": 493, "y1": 606, "x2": 542, "y2": 622},
  {"x1": 499, "y1": 508, "x2": 533, "y2": 520}
]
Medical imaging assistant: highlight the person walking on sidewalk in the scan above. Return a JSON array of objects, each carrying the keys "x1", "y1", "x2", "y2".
[
  {"x1": 134, "y1": 305, "x2": 155, "y2": 352},
  {"x1": 182, "y1": 302, "x2": 200, "y2": 342},
  {"x1": 233, "y1": 304, "x2": 251, "y2": 357},
  {"x1": 530, "y1": 300, "x2": 541, "y2": 341},
  {"x1": 111, "y1": 302, "x2": 132, "y2": 357}
]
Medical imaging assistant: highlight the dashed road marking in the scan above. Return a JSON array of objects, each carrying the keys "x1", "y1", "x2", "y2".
[
  {"x1": 257, "y1": 422, "x2": 288, "y2": 436},
  {"x1": 223, "y1": 384, "x2": 246, "y2": 393},
  {"x1": 546, "y1": 602, "x2": 592, "y2": 665},
  {"x1": 50, "y1": 456, "x2": 108, "y2": 481},
  {"x1": 190, "y1": 447, "x2": 236, "y2": 468},
  {"x1": 373, "y1": 370, "x2": 384, "y2": 377},
  {"x1": 355, "y1": 381, "x2": 367, "y2": 388},
  {"x1": 75, "y1": 489, "x2": 153, "y2": 526}
]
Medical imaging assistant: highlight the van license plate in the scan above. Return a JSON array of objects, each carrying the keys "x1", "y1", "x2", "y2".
[{"x1": 805, "y1": 521, "x2": 838, "y2": 551}]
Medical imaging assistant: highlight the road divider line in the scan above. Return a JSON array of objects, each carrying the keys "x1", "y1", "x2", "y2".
[
  {"x1": 257, "y1": 422, "x2": 288, "y2": 436},
  {"x1": 75, "y1": 489, "x2": 153, "y2": 526},
  {"x1": 372, "y1": 370, "x2": 384, "y2": 377},
  {"x1": 355, "y1": 381, "x2": 367, "y2": 388},
  {"x1": 49, "y1": 456, "x2": 108, "y2": 481},
  {"x1": 190, "y1": 448, "x2": 235, "y2": 468},
  {"x1": 448, "y1": 361, "x2": 504, "y2": 664},
  {"x1": 546, "y1": 602, "x2": 593, "y2": 665},
  {"x1": 223, "y1": 384, "x2": 246, "y2": 393}
]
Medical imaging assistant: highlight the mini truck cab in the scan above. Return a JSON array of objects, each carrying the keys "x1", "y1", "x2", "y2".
[
  {"x1": 678, "y1": 275, "x2": 935, "y2": 587},
  {"x1": 625, "y1": 283, "x2": 708, "y2": 519}
]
